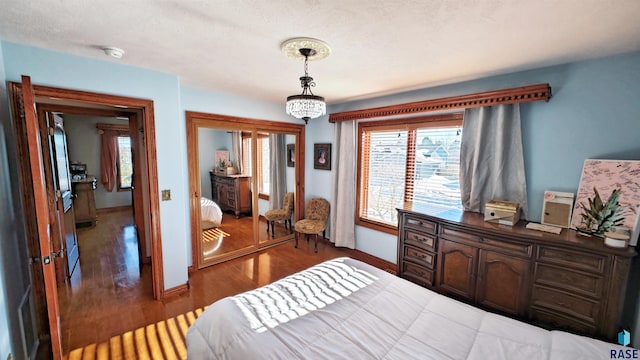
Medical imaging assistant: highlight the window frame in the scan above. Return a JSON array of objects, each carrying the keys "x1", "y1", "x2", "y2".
[
  {"x1": 356, "y1": 113, "x2": 464, "y2": 234},
  {"x1": 116, "y1": 135, "x2": 133, "y2": 191},
  {"x1": 242, "y1": 132, "x2": 271, "y2": 200},
  {"x1": 256, "y1": 134, "x2": 270, "y2": 199}
]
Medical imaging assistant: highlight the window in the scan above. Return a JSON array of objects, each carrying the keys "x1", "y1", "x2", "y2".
[
  {"x1": 116, "y1": 136, "x2": 133, "y2": 190},
  {"x1": 241, "y1": 133, "x2": 270, "y2": 198},
  {"x1": 257, "y1": 136, "x2": 270, "y2": 196},
  {"x1": 357, "y1": 113, "x2": 463, "y2": 231}
]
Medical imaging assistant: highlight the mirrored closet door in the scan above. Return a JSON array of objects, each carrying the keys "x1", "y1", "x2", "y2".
[{"x1": 186, "y1": 113, "x2": 305, "y2": 269}]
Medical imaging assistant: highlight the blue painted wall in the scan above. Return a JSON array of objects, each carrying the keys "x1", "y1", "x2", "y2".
[
  {"x1": 0, "y1": 41, "x2": 190, "y2": 291},
  {"x1": 1, "y1": 38, "x2": 639, "y2": 355},
  {"x1": 329, "y1": 51, "x2": 640, "y2": 263},
  {"x1": 0, "y1": 39, "x2": 14, "y2": 360}
]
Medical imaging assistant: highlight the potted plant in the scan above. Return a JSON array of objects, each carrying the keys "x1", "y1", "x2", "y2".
[{"x1": 577, "y1": 187, "x2": 625, "y2": 237}]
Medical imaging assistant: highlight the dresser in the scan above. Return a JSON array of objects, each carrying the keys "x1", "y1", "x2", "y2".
[
  {"x1": 397, "y1": 202, "x2": 636, "y2": 340},
  {"x1": 210, "y1": 172, "x2": 251, "y2": 217},
  {"x1": 72, "y1": 176, "x2": 97, "y2": 226}
]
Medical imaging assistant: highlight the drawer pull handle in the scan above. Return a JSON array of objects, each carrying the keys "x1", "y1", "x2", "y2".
[{"x1": 414, "y1": 236, "x2": 427, "y2": 243}]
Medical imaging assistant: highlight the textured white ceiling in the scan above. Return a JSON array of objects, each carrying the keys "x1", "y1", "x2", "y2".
[{"x1": 1, "y1": 1, "x2": 639, "y2": 105}]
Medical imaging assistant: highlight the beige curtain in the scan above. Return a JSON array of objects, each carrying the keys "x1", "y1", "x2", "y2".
[
  {"x1": 100, "y1": 131, "x2": 118, "y2": 192},
  {"x1": 330, "y1": 121, "x2": 356, "y2": 248},
  {"x1": 460, "y1": 104, "x2": 529, "y2": 219},
  {"x1": 269, "y1": 134, "x2": 286, "y2": 209},
  {"x1": 231, "y1": 131, "x2": 243, "y2": 174}
]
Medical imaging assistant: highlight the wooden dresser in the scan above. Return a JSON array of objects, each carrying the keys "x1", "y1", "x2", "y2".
[
  {"x1": 397, "y1": 202, "x2": 636, "y2": 340},
  {"x1": 210, "y1": 172, "x2": 251, "y2": 218},
  {"x1": 72, "y1": 176, "x2": 97, "y2": 226}
]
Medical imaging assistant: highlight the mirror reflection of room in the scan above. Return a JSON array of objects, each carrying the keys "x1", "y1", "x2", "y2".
[
  {"x1": 197, "y1": 128, "x2": 297, "y2": 264},
  {"x1": 258, "y1": 132, "x2": 296, "y2": 245},
  {"x1": 198, "y1": 128, "x2": 253, "y2": 262}
]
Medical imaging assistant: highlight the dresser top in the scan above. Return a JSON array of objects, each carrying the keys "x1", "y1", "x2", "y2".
[
  {"x1": 210, "y1": 171, "x2": 251, "y2": 179},
  {"x1": 398, "y1": 201, "x2": 637, "y2": 257}
]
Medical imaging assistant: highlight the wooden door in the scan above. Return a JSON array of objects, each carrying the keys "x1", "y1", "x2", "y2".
[
  {"x1": 48, "y1": 114, "x2": 80, "y2": 278},
  {"x1": 129, "y1": 113, "x2": 145, "y2": 268},
  {"x1": 51, "y1": 115, "x2": 78, "y2": 277},
  {"x1": 437, "y1": 239, "x2": 478, "y2": 302},
  {"x1": 17, "y1": 75, "x2": 64, "y2": 359},
  {"x1": 476, "y1": 250, "x2": 530, "y2": 316}
]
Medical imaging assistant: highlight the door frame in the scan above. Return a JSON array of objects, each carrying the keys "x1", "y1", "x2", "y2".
[{"x1": 9, "y1": 79, "x2": 165, "y2": 356}]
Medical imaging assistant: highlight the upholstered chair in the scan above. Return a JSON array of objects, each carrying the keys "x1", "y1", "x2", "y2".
[
  {"x1": 264, "y1": 192, "x2": 295, "y2": 238},
  {"x1": 294, "y1": 198, "x2": 330, "y2": 252}
]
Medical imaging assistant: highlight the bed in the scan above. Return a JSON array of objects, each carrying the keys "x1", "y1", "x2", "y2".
[
  {"x1": 187, "y1": 257, "x2": 630, "y2": 359},
  {"x1": 201, "y1": 197, "x2": 223, "y2": 229}
]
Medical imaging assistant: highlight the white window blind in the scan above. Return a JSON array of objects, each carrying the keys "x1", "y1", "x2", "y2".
[
  {"x1": 358, "y1": 116, "x2": 463, "y2": 228},
  {"x1": 361, "y1": 130, "x2": 408, "y2": 225}
]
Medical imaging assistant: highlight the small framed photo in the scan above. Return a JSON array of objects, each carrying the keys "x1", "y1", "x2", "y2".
[
  {"x1": 287, "y1": 143, "x2": 295, "y2": 167},
  {"x1": 314, "y1": 143, "x2": 331, "y2": 170}
]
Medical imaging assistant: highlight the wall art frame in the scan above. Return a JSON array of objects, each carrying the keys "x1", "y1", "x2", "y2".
[{"x1": 313, "y1": 143, "x2": 331, "y2": 170}]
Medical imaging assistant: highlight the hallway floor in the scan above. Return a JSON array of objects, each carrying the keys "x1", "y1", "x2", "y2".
[{"x1": 58, "y1": 207, "x2": 385, "y2": 354}]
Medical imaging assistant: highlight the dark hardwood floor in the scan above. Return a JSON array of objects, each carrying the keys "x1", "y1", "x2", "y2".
[{"x1": 58, "y1": 207, "x2": 392, "y2": 354}]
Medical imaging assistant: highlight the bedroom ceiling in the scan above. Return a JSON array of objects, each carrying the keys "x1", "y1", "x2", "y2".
[{"x1": 1, "y1": 1, "x2": 639, "y2": 105}]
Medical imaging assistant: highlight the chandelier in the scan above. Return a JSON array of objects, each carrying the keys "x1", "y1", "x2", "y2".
[{"x1": 282, "y1": 38, "x2": 330, "y2": 124}]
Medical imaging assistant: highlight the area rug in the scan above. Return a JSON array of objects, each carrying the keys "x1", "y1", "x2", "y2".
[{"x1": 66, "y1": 307, "x2": 205, "y2": 360}]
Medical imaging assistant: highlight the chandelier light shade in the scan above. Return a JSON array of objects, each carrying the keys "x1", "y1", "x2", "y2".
[
  {"x1": 286, "y1": 93, "x2": 326, "y2": 123},
  {"x1": 282, "y1": 38, "x2": 330, "y2": 124}
]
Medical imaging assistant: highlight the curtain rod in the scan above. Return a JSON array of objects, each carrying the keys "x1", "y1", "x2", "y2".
[{"x1": 328, "y1": 83, "x2": 551, "y2": 123}]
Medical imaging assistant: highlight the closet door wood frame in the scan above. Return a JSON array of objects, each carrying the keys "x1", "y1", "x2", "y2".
[{"x1": 186, "y1": 111, "x2": 306, "y2": 270}]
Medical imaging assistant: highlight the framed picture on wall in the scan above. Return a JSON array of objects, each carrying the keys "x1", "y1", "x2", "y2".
[
  {"x1": 570, "y1": 159, "x2": 640, "y2": 245},
  {"x1": 287, "y1": 143, "x2": 295, "y2": 167},
  {"x1": 314, "y1": 143, "x2": 331, "y2": 170}
]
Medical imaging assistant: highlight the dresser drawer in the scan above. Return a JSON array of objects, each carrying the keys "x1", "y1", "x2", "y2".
[
  {"x1": 537, "y1": 246, "x2": 606, "y2": 274},
  {"x1": 403, "y1": 245, "x2": 435, "y2": 269},
  {"x1": 215, "y1": 176, "x2": 235, "y2": 186},
  {"x1": 534, "y1": 263, "x2": 604, "y2": 298},
  {"x1": 531, "y1": 285, "x2": 599, "y2": 325},
  {"x1": 440, "y1": 226, "x2": 531, "y2": 258},
  {"x1": 440, "y1": 225, "x2": 482, "y2": 243},
  {"x1": 401, "y1": 262, "x2": 434, "y2": 287},
  {"x1": 530, "y1": 307, "x2": 596, "y2": 335},
  {"x1": 404, "y1": 215, "x2": 437, "y2": 234},
  {"x1": 481, "y1": 236, "x2": 533, "y2": 258},
  {"x1": 404, "y1": 230, "x2": 436, "y2": 252}
]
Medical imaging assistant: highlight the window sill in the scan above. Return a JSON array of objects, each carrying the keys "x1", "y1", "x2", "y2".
[{"x1": 355, "y1": 218, "x2": 398, "y2": 236}]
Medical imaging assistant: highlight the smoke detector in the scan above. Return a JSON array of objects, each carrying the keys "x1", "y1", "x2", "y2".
[{"x1": 103, "y1": 47, "x2": 125, "y2": 59}]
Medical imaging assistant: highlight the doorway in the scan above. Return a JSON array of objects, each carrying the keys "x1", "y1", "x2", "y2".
[
  {"x1": 186, "y1": 112, "x2": 305, "y2": 268},
  {"x1": 9, "y1": 80, "x2": 164, "y2": 358}
]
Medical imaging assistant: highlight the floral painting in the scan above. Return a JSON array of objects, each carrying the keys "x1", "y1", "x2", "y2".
[{"x1": 570, "y1": 159, "x2": 640, "y2": 245}]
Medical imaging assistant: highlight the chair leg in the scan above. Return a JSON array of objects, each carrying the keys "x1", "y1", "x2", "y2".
[
  {"x1": 322, "y1": 229, "x2": 326, "y2": 239},
  {"x1": 314, "y1": 234, "x2": 318, "y2": 253},
  {"x1": 266, "y1": 219, "x2": 270, "y2": 233},
  {"x1": 270, "y1": 221, "x2": 275, "y2": 238},
  {"x1": 295, "y1": 231, "x2": 298, "y2": 248}
]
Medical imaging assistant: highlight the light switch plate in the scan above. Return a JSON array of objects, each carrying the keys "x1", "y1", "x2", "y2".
[{"x1": 161, "y1": 189, "x2": 171, "y2": 201}]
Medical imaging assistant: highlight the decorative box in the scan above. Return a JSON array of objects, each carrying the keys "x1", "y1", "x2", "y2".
[{"x1": 484, "y1": 200, "x2": 521, "y2": 226}]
